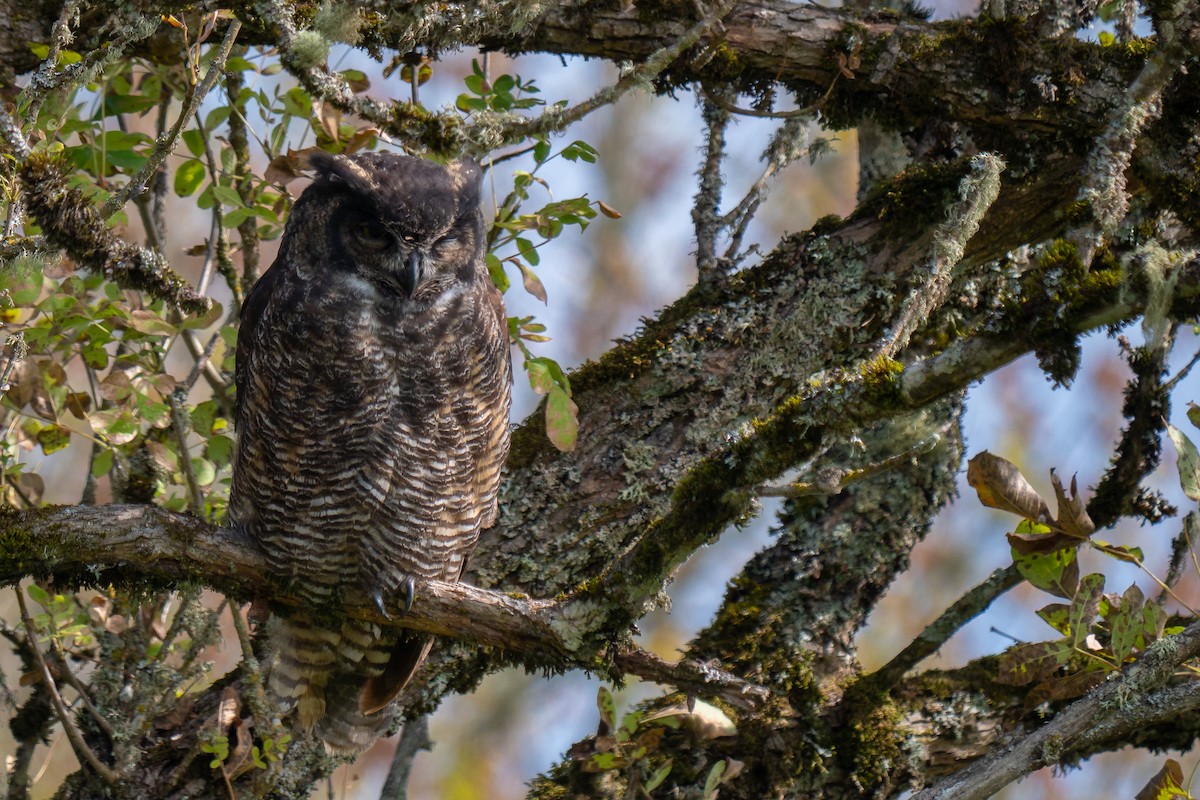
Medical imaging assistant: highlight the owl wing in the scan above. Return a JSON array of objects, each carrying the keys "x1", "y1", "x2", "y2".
[
  {"x1": 234, "y1": 263, "x2": 286, "y2": 425},
  {"x1": 469, "y1": 280, "x2": 513, "y2": 533}
]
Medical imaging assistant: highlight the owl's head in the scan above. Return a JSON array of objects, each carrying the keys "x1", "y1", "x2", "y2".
[{"x1": 285, "y1": 151, "x2": 486, "y2": 305}]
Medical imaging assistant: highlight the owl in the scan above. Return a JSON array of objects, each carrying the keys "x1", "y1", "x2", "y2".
[{"x1": 229, "y1": 152, "x2": 511, "y2": 753}]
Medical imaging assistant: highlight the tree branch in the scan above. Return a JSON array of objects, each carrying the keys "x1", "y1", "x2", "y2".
[{"x1": 911, "y1": 620, "x2": 1200, "y2": 800}]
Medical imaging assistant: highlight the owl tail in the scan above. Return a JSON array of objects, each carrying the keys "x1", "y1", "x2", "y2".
[
  {"x1": 265, "y1": 615, "x2": 339, "y2": 730},
  {"x1": 316, "y1": 631, "x2": 434, "y2": 754}
]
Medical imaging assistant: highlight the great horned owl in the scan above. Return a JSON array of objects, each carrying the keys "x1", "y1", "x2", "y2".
[{"x1": 230, "y1": 152, "x2": 511, "y2": 753}]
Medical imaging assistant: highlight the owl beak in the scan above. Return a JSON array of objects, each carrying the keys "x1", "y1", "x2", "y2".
[{"x1": 401, "y1": 251, "x2": 423, "y2": 296}]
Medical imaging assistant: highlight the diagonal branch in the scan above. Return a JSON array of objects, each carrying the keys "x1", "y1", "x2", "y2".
[{"x1": 911, "y1": 619, "x2": 1200, "y2": 800}]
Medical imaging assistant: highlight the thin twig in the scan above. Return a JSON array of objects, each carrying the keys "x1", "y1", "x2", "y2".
[
  {"x1": 379, "y1": 715, "x2": 432, "y2": 800},
  {"x1": 700, "y1": 78, "x2": 839, "y2": 120},
  {"x1": 168, "y1": 389, "x2": 204, "y2": 518},
  {"x1": 227, "y1": 600, "x2": 288, "y2": 773},
  {"x1": 1163, "y1": 347, "x2": 1200, "y2": 393},
  {"x1": 101, "y1": 20, "x2": 243, "y2": 218},
  {"x1": 692, "y1": 92, "x2": 729, "y2": 281},
  {"x1": 47, "y1": 632, "x2": 115, "y2": 741},
  {"x1": 759, "y1": 435, "x2": 941, "y2": 498},
  {"x1": 876, "y1": 153, "x2": 1004, "y2": 359},
  {"x1": 616, "y1": 648, "x2": 770, "y2": 711},
  {"x1": 259, "y1": 0, "x2": 737, "y2": 156},
  {"x1": 192, "y1": 112, "x2": 240, "y2": 302},
  {"x1": 722, "y1": 116, "x2": 810, "y2": 263},
  {"x1": 15, "y1": 588, "x2": 119, "y2": 786},
  {"x1": 861, "y1": 564, "x2": 1024, "y2": 694},
  {"x1": 180, "y1": 329, "x2": 234, "y2": 413},
  {"x1": 225, "y1": 54, "x2": 260, "y2": 295},
  {"x1": 183, "y1": 319, "x2": 231, "y2": 392}
]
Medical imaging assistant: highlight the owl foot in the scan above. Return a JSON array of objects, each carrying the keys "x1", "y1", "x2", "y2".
[
  {"x1": 367, "y1": 576, "x2": 417, "y2": 619},
  {"x1": 370, "y1": 590, "x2": 391, "y2": 620}
]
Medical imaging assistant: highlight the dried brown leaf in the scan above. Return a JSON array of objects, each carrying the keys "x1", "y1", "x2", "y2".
[
  {"x1": 1051, "y1": 469, "x2": 1095, "y2": 540},
  {"x1": 1136, "y1": 759, "x2": 1190, "y2": 800},
  {"x1": 154, "y1": 695, "x2": 196, "y2": 730},
  {"x1": 996, "y1": 640, "x2": 1072, "y2": 687},
  {"x1": 226, "y1": 717, "x2": 254, "y2": 777},
  {"x1": 217, "y1": 686, "x2": 240, "y2": 728},
  {"x1": 4, "y1": 360, "x2": 38, "y2": 409},
  {"x1": 264, "y1": 155, "x2": 301, "y2": 185},
  {"x1": 312, "y1": 100, "x2": 342, "y2": 141},
  {"x1": 967, "y1": 452, "x2": 1050, "y2": 522}
]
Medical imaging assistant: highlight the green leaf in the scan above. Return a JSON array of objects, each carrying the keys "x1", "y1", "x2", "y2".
[
  {"x1": 1013, "y1": 545, "x2": 1079, "y2": 599},
  {"x1": 27, "y1": 584, "x2": 51, "y2": 607},
  {"x1": 464, "y1": 74, "x2": 485, "y2": 95},
  {"x1": 515, "y1": 236, "x2": 540, "y2": 266},
  {"x1": 487, "y1": 253, "x2": 509, "y2": 293},
  {"x1": 191, "y1": 458, "x2": 216, "y2": 487},
  {"x1": 1108, "y1": 583, "x2": 1145, "y2": 664},
  {"x1": 456, "y1": 95, "x2": 486, "y2": 113},
  {"x1": 205, "y1": 434, "x2": 234, "y2": 466},
  {"x1": 91, "y1": 449, "x2": 114, "y2": 478},
  {"x1": 561, "y1": 140, "x2": 599, "y2": 163},
  {"x1": 174, "y1": 160, "x2": 206, "y2": 197},
  {"x1": 1069, "y1": 573, "x2": 1105, "y2": 649},
  {"x1": 546, "y1": 385, "x2": 579, "y2": 452},
  {"x1": 645, "y1": 761, "x2": 673, "y2": 792},
  {"x1": 1167, "y1": 424, "x2": 1200, "y2": 501},
  {"x1": 181, "y1": 129, "x2": 206, "y2": 157},
  {"x1": 703, "y1": 760, "x2": 727, "y2": 799},
  {"x1": 211, "y1": 184, "x2": 244, "y2": 208},
  {"x1": 36, "y1": 424, "x2": 71, "y2": 454},
  {"x1": 205, "y1": 105, "x2": 231, "y2": 131},
  {"x1": 90, "y1": 408, "x2": 140, "y2": 445},
  {"x1": 997, "y1": 639, "x2": 1074, "y2": 686},
  {"x1": 102, "y1": 93, "x2": 159, "y2": 116},
  {"x1": 526, "y1": 358, "x2": 555, "y2": 395},
  {"x1": 1036, "y1": 602, "x2": 1071, "y2": 635},
  {"x1": 224, "y1": 207, "x2": 254, "y2": 228},
  {"x1": 179, "y1": 301, "x2": 224, "y2": 330},
  {"x1": 125, "y1": 310, "x2": 176, "y2": 336},
  {"x1": 590, "y1": 752, "x2": 618, "y2": 771}
]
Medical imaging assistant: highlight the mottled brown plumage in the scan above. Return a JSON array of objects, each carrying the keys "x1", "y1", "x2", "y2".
[{"x1": 230, "y1": 152, "x2": 511, "y2": 753}]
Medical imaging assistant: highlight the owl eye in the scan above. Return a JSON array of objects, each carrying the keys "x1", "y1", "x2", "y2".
[
  {"x1": 353, "y1": 220, "x2": 392, "y2": 250},
  {"x1": 432, "y1": 235, "x2": 459, "y2": 255}
]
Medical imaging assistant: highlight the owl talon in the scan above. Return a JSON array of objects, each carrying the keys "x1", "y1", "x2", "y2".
[
  {"x1": 371, "y1": 591, "x2": 391, "y2": 621},
  {"x1": 401, "y1": 576, "x2": 416, "y2": 614}
]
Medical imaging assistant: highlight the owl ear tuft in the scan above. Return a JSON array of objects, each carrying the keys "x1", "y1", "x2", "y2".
[{"x1": 307, "y1": 152, "x2": 379, "y2": 197}]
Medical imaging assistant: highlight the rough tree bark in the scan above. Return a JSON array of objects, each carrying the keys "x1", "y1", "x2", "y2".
[{"x1": 3, "y1": 1, "x2": 1200, "y2": 799}]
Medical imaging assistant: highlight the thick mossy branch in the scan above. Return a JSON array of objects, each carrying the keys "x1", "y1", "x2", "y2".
[
  {"x1": 0, "y1": 504, "x2": 570, "y2": 659},
  {"x1": 16, "y1": 155, "x2": 211, "y2": 313}
]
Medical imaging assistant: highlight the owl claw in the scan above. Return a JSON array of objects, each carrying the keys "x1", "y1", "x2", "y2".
[
  {"x1": 401, "y1": 576, "x2": 416, "y2": 614},
  {"x1": 371, "y1": 591, "x2": 391, "y2": 621}
]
